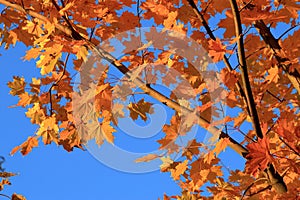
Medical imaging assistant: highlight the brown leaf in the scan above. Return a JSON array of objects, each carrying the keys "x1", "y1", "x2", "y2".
[
  {"x1": 7, "y1": 76, "x2": 26, "y2": 96},
  {"x1": 128, "y1": 99, "x2": 153, "y2": 121},
  {"x1": 12, "y1": 193, "x2": 26, "y2": 200}
]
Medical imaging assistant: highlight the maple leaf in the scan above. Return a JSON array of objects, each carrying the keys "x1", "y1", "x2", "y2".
[
  {"x1": 7, "y1": 76, "x2": 26, "y2": 96},
  {"x1": 36, "y1": 44, "x2": 63, "y2": 75},
  {"x1": 0, "y1": 179, "x2": 11, "y2": 191},
  {"x1": 11, "y1": 193, "x2": 26, "y2": 200},
  {"x1": 128, "y1": 99, "x2": 153, "y2": 121},
  {"x1": 266, "y1": 67, "x2": 279, "y2": 83},
  {"x1": 37, "y1": 116, "x2": 59, "y2": 145},
  {"x1": 160, "y1": 157, "x2": 174, "y2": 172},
  {"x1": 94, "y1": 83, "x2": 112, "y2": 113},
  {"x1": 245, "y1": 137, "x2": 274, "y2": 175},
  {"x1": 213, "y1": 137, "x2": 230, "y2": 156},
  {"x1": 162, "y1": 114, "x2": 180, "y2": 140},
  {"x1": 23, "y1": 47, "x2": 41, "y2": 61},
  {"x1": 183, "y1": 139, "x2": 202, "y2": 160},
  {"x1": 76, "y1": 46, "x2": 89, "y2": 62},
  {"x1": 220, "y1": 68, "x2": 239, "y2": 89},
  {"x1": 163, "y1": 11, "x2": 177, "y2": 29},
  {"x1": 11, "y1": 136, "x2": 39, "y2": 156},
  {"x1": 16, "y1": 92, "x2": 32, "y2": 107},
  {"x1": 208, "y1": 39, "x2": 227, "y2": 62},
  {"x1": 100, "y1": 120, "x2": 116, "y2": 144},
  {"x1": 171, "y1": 160, "x2": 188, "y2": 181},
  {"x1": 25, "y1": 103, "x2": 46, "y2": 124}
]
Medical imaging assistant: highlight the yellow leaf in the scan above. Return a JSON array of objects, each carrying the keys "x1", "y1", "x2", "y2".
[
  {"x1": 38, "y1": 116, "x2": 59, "y2": 135},
  {"x1": 163, "y1": 11, "x2": 178, "y2": 29},
  {"x1": 76, "y1": 46, "x2": 89, "y2": 62},
  {"x1": 213, "y1": 138, "x2": 230, "y2": 156},
  {"x1": 160, "y1": 156, "x2": 173, "y2": 171},
  {"x1": 266, "y1": 67, "x2": 279, "y2": 83},
  {"x1": 171, "y1": 160, "x2": 188, "y2": 180},
  {"x1": 234, "y1": 112, "x2": 247, "y2": 127},
  {"x1": 25, "y1": 103, "x2": 45, "y2": 124},
  {"x1": 23, "y1": 48, "x2": 41, "y2": 61},
  {"x1": 101, "y1": 120, "x2": 116, "y2": 143},
  {"x1": 36, "y1": 44, "x2": 63, "y2": 75}
]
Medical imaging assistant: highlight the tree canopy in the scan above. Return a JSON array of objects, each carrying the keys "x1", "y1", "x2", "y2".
[{"x1": 0, "y1": 0, "x2": 299, "y2": 199}]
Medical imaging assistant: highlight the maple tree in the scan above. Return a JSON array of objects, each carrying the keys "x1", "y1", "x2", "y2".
[{"x1": 1, "y1": 0, "x2": 300, "y2": 199}]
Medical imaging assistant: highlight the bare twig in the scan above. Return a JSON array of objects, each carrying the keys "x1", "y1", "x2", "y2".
[
  {"x1": 241, "y1": 182, "x2": 254, "y2": 199},
  {"x1": 0, "y1": 194, "x2": 11, "y2": 199},
  {"x1": 279, "y1": 137, "x2": 300, "y2": 157},
  {"x1": 248, "y1": 185, "x2": 272, "y2": 197},
  {"x1": 278, "y1": 23, "x2": 300, "y2": 40}
]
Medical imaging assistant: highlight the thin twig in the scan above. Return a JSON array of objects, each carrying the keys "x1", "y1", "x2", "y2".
[
  {"x1": 254, "y1": 20, "x2": 300, "y2": 96},
  {"x1": 187, "y1": 0, "x2": 251, "y2": 116},
  {"x1": 241, "y1": 182, "x2": 254, "y2": 199},
  {"x1": 248, "y1": 185, "x2": 272, "y2": 197},
  {"x1": 278, "y1": 23, "x2": 300, "y2": 40},
  {"x1": 0, "y1": 194, "x2": 11, "y2": 199},
  {"x1": 279, "y1": 137, "x2": 300, "y2": 157}
]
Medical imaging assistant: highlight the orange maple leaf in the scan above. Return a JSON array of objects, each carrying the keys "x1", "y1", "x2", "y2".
[
  {"x1": 245, "y1": 137, "x2": 274, "y2": 175},
  {"x1": 11, "y1": 136, "x2": 39, "y2": 156},
  {"x1": 171, "y1": 160, "x2": 188, "y2": 180},
  {"x1": 208, "y1": 39, "x2": 227, "y2": 62}
]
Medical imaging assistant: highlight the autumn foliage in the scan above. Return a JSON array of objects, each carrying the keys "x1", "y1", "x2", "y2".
[{"x1": 1, "y1": 0, "x2": 300, "y2": 199}]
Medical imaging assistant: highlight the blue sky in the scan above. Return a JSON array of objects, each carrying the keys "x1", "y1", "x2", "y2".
[
  {"x1": 0, "y1": 44, "x2": 183, "y2": 199},
  {"x1": 0, "y1": 34, "x2": 247, "y2": 200}
]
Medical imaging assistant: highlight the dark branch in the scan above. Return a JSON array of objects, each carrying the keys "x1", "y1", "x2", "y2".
[{"x1": 229, "y1": 0, "x2": 263, "y2": 139}]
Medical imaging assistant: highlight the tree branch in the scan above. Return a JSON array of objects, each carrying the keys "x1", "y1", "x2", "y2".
[
  {"x1": 254, "y1": 20, "x2": 300, "y2": 97},
  {"x1": 229, "y1": 0, "x2": 263, "y2": 139},
  {"x1": 187, "y1": 0, "x2": 251, "y2": 116},
  {"x1": 229, "y1": 0, "x2": 287, "y2": 193}
]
